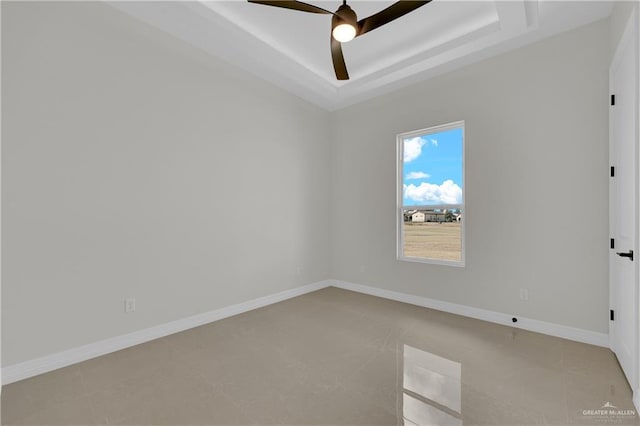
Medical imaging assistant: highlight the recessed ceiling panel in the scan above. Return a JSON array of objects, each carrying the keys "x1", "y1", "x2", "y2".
[
  {"x1": 206, "y1": 1, "x2": 500, "y2": 83},
  {"x1": 342, "y1": 1, "x2": 499, "y2": 79},
  {"x1": 110, "y1": 1, "x2": 614, "y2": 110}
]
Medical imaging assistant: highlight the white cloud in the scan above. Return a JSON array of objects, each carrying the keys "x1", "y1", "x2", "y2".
[
  {"x1": 404, "y1": 137, "x2": 426, "y2": 162},
  {"x1": 430, "y1": 138, "x2": 438, "y2": 147},
  {"x1": 403, "y1": 180, "x2": 462, "y2": 204},
  {"x1": 406, "y1": 171, "x2": 430, "y2": 180}
]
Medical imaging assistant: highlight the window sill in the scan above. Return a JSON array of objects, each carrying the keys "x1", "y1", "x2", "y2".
[{"x1": 397, "y1": 255, "x2": 465, "y2": 268}]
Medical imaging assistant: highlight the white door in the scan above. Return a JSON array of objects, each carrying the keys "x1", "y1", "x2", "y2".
[{"x1": 610, "y1": 11, "x2": 638, "y2": 392}]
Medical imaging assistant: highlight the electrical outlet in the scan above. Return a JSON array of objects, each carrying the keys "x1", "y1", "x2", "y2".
[
  {"x1": 125, "y1": 298, "x2": 136, "y2": 313},
  {"x1": 360, "y1": 265, "x2": 365, "y2": 273},
  {"x1": 519, "y1": 289, "x2": 529, "y2": 301}
]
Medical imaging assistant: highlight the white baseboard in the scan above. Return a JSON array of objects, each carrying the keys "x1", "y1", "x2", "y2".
[
  {"x1": 1, "y1": 280, "x2": 330, "y2": 385},
  {"x1": 2, "y1": 278, "x2": 609, "y2": 385},
  {"x1": 331, "y1": 280, "x2": 609, "y2": 348}
]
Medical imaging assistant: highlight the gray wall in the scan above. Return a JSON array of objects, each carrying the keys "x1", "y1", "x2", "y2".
[
  {"x1": 330, "y1": 20, "x2": 611, "y2": 333},
  {"x1": 2, "y1": 2, "x2": 331, "y2": 366}
]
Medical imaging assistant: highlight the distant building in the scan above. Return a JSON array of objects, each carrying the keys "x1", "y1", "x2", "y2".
[
  {"x1": 403, "y1": 209, "x2": 417, "y2": 222},
  {"x1": 425, "y1": 210, "x2": 446, "y2": 222},
  {"x1": 411, "y1": 211, "x2": 425, "y2": 222},
  {"x1": 404, "y1": 209, "x2": 459, "y2": 223}
]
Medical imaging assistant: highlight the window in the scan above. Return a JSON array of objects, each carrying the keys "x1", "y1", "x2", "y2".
[{"x1": 397, "y1": 121, "x2": 465, "y2": 266}]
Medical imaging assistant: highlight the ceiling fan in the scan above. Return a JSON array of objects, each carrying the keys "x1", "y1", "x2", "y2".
[{"x1": 247, "y1": 0, "x2": 431, "y2": 80}]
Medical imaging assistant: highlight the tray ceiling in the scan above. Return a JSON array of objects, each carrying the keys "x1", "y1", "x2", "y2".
[{"x1": 110, "y1": 1, "x2": 613, "y2": 110}]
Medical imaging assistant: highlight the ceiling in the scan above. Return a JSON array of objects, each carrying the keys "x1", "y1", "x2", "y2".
[{"x1": 110, "y1": 1, "x2": 614, "y2": 111}]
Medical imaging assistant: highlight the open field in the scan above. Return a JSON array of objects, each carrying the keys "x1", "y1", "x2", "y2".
[{"x1": 403, "y1": 222, "x2": 461, "y2": 261}]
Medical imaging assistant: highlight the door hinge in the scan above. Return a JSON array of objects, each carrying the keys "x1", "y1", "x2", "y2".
[
  {"x1": 611, "y1": 166, "x2": 615, "y2": 177},
  {"x1": 610, "y1": 309, "x2": 615, "y2": 321},
  {"x1": 611, "y1": 238, "x2": 615, "y2": 249},
  {"x1": 611, "y1": 94, "x2": 616, "y2": 106}
]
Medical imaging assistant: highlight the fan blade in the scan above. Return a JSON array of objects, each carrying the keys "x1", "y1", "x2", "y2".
[
  {"x1": 331, "y1": 36, "x2": 349, "y2": 80},
  {"x1": 247, "y1": 1, "x2": 333, "y2": 15},
  {"x1": 357, "y1": 1, "x2": 431, "y2": 36}
]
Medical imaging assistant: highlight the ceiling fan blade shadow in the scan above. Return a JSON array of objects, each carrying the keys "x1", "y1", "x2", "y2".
[
  {"x1": 247, "y1": 1, "x2": 333, "y2": 15},
  {"x1": 331, "y1": 36, "x2": 349, "y2": 80},
  {"x1": 357, "y1": 1, "x2": 431, "y2": 37}
]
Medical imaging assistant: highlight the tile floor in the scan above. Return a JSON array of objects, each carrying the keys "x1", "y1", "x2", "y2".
[{"x1": 2, "y1": 287, "x2": 638, "y2": 425}]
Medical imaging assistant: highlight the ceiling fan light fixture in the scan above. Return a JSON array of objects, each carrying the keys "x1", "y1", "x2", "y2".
[
  {"x1": 248, "y1": 0, "x2": 432, "y2": 80},
  {"x1": 331, "y1": 2, "x2": 357, "y2": 43},
  {"x1": 332, "y1": 23, "x2": 356, "y2": 42}
]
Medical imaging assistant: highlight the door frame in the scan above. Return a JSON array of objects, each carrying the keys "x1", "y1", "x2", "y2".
[{"x1": 609, "y1": 5, "x2": 640, "y2": 410}]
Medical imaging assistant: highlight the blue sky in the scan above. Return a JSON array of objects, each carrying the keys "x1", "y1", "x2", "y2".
[{"x1": 402, "y1": 127, "x2": 463, "y2": 206}]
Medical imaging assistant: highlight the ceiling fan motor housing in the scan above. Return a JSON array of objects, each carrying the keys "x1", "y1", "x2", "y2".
[{"x1": 332, "y1": 3, "x2": 357, "y2": 33}]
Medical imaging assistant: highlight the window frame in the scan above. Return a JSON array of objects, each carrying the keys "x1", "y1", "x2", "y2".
[{"x1": 396, "y1": 121, "x2": 466, "y2": 267}]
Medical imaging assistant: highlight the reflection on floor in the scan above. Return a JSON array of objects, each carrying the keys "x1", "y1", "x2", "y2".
[
  {"x1": 2, "y1": 287, "x2": 638, "y2": 425},
  {"x1": 403, "y1": 344, "x2": 462, "y2": 425}
]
